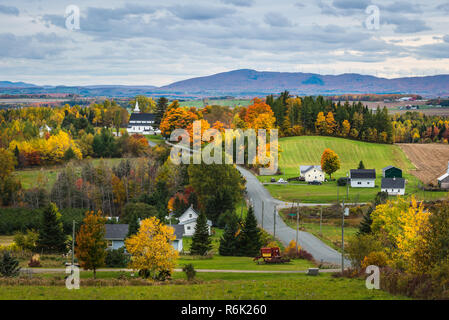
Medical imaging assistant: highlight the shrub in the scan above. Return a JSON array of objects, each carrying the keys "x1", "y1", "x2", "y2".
[
  {"x1": 361, "y1": 251, "x2": 388, "y2": 269},
  {"x1": 337, "y1": 177, "x2": 349, "y2": 186},
  {"x1": 28, "y1": 254, "x2": 41, "y2": 267},
  {"x1": 345, "y1": 233, "x2": 383, "y2": 270},
  {"x1": 182, "y1": 263, "x2": 196, "y2": 281},
  {"x1": 14, "y1": 229, "x2": 38, "y2": 252},
  {"x1": 283, "y1": 240, "x2": 300, "y2": 259},
  {"x1": 0, "y1": 252, "x2": 21, "y2": 277},
  {"x1": 298, "y1": 249, "x2": 315, "y2": 262},
  {"x1": 105, "y1": 248, "x2": 130, "y2": 268}
]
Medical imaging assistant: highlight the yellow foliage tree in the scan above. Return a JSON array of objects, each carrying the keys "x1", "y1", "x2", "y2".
[{"x1": 125, "y1": 217, "x2": 178, "y2": 279}]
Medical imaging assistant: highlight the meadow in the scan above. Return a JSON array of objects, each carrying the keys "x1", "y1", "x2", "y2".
[
  {"x1": 259, "y1": 136, "x2": 448, "y2": 203},
  {"x1": 0, "y1": 272, "x2": 408, "y2": 300}
]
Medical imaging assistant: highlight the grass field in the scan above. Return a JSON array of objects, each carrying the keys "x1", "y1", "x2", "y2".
[
  {"x1": 0, "y1": 272, "x2": 408, "y2": 300},
  {"x1": 145, "y1": 134, "x2": 165, "y2": 144},
  {"x1": 259, "y1": 136, "x2": 448, "y2": 203}
]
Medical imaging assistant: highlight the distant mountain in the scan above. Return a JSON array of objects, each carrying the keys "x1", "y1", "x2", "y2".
[
  {"x1": 0, "y1": 81, "x2": 37, "y2": 88},
  {"x1": 2, "y1": 70, "x2": 449, "y2": 97},
  {"x1": 159, "y1": 69, "x2": 449, "y2": 97}
]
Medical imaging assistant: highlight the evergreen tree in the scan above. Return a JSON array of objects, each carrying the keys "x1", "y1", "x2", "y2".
[
  {"x1": 238, "y1": 206, "x2": 262, "y2": 256},
  {"x1": 358, "y1": 160, "x2": 365, "y2": 169},
  {"x1": 358, "y1": 207, "x2": 373, "y2": 235},
  {"x1": 63, "y1": 147, "x2": 76, "y2": 161},
  {"x1": 37, "y1": 203, "x2": 67, "y2": 253},
  {"x1": 155, "y1": 97, "x2": 168, "y2": 125},
  {"x1": 0, "y1": 251, "x2": 21, "y2": 277},
  {"x1": 190, "y1": 211, "x2": 212, "y2": 256},
  {"x1": 219, "y1": 213, "x2": 240, "y2": 256},
  {"x1": 127, "y1": 214, "x2": 140, "y2": 237}
]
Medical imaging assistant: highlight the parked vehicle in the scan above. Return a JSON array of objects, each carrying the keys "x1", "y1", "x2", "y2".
[
  {"x1": 270, "y1": 178, "x2": 276, "y2": 183},
  {"x1": 308, "y1": 180, "x2": 322, "y2": 185},
  {"x1": 277, "y1": 178, "x2": 287, "y2": 184}
]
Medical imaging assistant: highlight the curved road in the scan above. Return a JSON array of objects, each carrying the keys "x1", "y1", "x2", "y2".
[
  {"x1": 237, "y1": 166, "x2": 348, "y2": 266},
  {"x1": 150, "y1": 138, "x2": 347, "y2": 266}
]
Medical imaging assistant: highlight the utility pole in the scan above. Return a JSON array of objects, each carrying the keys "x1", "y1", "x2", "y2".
[
  {"x1": 72, "y1": 220, "x2": 75, "y2": 266},
  {"x1": 261, "y1": 201, "x2": 264, "y2": 229},
  {"x1": 295, "y1": 201, "x2": 300, "y2": 254},
  {"x1": 346, "y1": 172, "x2": 349, "y2": 201},
  {"x1": 320, "y1": 206, "x2": 323, "y2": 236},
  {"x1": 273, "y1": 206, "x2": 276, "y2": 240},
  {"x1": 341, "y1": 201, "x2": 344, "y2": 273}
]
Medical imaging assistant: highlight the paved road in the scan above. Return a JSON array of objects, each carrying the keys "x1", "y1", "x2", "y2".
[
  {"x1": 237, "y1": 166, "x2": 349, "y2": 266},
  {"x1": 153, "y1": 139, "x2": 348, "y2": 266},
  {"x1": 22, "y1": 268, "x2": 341, "y2": 274}
]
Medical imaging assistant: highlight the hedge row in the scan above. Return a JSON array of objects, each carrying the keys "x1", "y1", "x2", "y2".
[{"x1": 0, "y1": 207, "x2": 85, "y2": 235}]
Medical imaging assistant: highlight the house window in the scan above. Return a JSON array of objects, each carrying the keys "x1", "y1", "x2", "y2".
[
  {"x1": 187, "y1": 226, "x2": 191, "y2": 230},
  {"x1": 358, "y1": 182, "x2": 361, "y2": 185},
  {"x1": 189, "y1": 214, "x2": 192, "y2": 218},
  {"x1": 367, "y1": 182, "x2": 370, "y2": 184}
]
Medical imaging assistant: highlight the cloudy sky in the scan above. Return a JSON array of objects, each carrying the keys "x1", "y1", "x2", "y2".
[{"x1": 1, "y1": 0, "x2": 449, "y2": 86}]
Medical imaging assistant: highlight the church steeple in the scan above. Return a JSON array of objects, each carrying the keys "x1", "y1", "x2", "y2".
[{"x1": 134, "y1": 100, "x2": 140, "y2": 113}]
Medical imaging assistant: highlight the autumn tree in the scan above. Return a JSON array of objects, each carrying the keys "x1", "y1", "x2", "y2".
[
  {"x1": 125, "y1": 217, "x2": 178, "y2": 279},
  {"x1": 37, "y1": 203, "x2": 67, "y2": 253},
  {"x1": 321, "y1": 148, "x2": 340, "y2": 179},
  {"x1": 75, "y1": 211, "x2": 107, "y2": 279},
  {"x1": 190, "y1": 211, "x2": 212, "y2": 256},
  {"x1": 325, "y1": 112, "x2": 337, "y2": 135},
  {"x1": 244, "y1": 98, "x2": 276, "y2": 130}
]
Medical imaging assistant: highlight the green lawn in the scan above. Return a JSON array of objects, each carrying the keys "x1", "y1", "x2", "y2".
[
  {"x1": 259, "y1": 136, "x2": 448, "y2": 203},
  {"x1": 0, "y1": 273, "x2": 408, "y2": 300},
  {"x1": 145, "y1": 134, "x2": 164, "y2": 144}
]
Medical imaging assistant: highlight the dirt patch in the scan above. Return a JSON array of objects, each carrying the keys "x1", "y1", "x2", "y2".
[{"x1": 398, "y1": 143, "x2": 449, "y2": 184}]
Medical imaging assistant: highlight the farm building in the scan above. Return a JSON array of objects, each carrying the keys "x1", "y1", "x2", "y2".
[
  {"x1": 299, "y1": 165, "x2": 325, "y2": 183},
  {"x1": 381, "y1": 177, "x2": 406, "y2": 195},
  {"x1": 178, "y1": 205, "x2": 212, "y2": 236},
  {"x1": 104, "y1": 223, "x2": 185, "y2": 252},
  {"x1": 437, "y1": 162, "x2": 449, "y2": 189},
  {"x1": 127, "y1": 101, "x2": 159, "y2": 135},
  {"x1": 349, "y1": 169, "x2": 376, "y2": 188},
  {"x1": 382, "y1": 166, "x2": 402, "y2": 178}
]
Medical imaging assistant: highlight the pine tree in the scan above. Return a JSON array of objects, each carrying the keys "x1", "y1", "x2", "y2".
[
  {"x1": 190, "y1": 211, "x2": 212, "y2": 256},
  {"x1": 358, "y1": 207, "x2": 373, "y2": 235},
  {"x1": 127, "y1": 214, "x2": 140, "y2": 237},
  {"x1": 0, "y1": 252, "x2": 21, "y2": 277},
  {"x1": 238, "y1": 206, "x2": 262, "y2": 257},
  {"x1": 155, "y1": 97, "x2": 168, "y2": 125},
  {"x1": 219, "y1": 213, "x2": 240, "y2": 256},
  {"x1": 358, "y1": 160, "x2": 365, "y2": 169},
  {"x1": 37, "y1": 203, "x2": 67, "y2": 253}
]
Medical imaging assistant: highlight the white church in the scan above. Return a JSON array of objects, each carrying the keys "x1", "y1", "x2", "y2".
[{"x1": 127, "y1": 101, "x2": 160, "y2": 135}]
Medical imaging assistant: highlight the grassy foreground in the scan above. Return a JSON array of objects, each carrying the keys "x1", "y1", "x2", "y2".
[{"x1": 0, "y1": 273, "x2": 408, "y2": 300}]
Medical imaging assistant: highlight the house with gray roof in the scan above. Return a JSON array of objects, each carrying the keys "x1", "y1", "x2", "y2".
[
  {"x1": 350, "y1": 169, "x2": 376, "y2": 188},
  {"x1": 437, "y1": 161, "x2": 449, "y2": 189},
  {"x1": 105, "y1": 224, "x2": 129, "y2": 250},
  {"x1": 299, "y1": 165, "x2": 325, "y2": 183},
  {"x1": 381, "y1": 177, "x2": 406, "y2": 195}
]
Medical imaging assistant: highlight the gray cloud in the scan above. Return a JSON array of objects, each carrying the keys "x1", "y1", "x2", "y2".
[
  {"x1": 0, "y1": 33, "x2": 67, "y2": 59},
  {"x1": 0, "y1": 4, "x2": 19, "y2": 16},
  {"x1": 382, "y1": 15, "x2": 431, "y2": 33},
  {"x1": 219, "y1": 0, "x2": 253, "y2": 7},
  {"x1": 168, "y1": 4, "x2": 236, "y2": 20},
  {"x1": 264, "y1": 12, "x2": 293, "y2": 27}
]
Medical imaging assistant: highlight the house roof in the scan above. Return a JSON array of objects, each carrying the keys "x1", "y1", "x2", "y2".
[
  {"x1": 129, "y1": 113, "x2": 156, "y2": 122},
  {"x1": 383, "y1": 165, "x2": 401, "y2": 172},
  {"x1": 105, "y1": 224, "x2": 129, "y2": 240},
  {"x1": 350, "y1": 169, "x2": 376, "y2": 179},
  {"x1": 300, "y1": 165, "x2": 322, "y2": 174},
  {"x1": 381, "y1": 178, "x2": 405, "y2": 189},
  {"x1": 438, "y1": 173, "x2": 449, "y2": 182},
  {"x1": 171, "y1": 224, "x2": 184, "y2": 240}
]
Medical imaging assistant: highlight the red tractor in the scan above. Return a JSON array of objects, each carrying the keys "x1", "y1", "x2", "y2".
[{"x1": 253, "y1": 247, "x2": 290, "y2": 264}]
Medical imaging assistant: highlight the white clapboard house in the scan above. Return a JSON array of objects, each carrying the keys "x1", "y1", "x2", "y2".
[
  {"x1": 299, "y1": 165, "x2": 325, "y2": 183},
  {"x1": 381, "y1": 177, "x2": 406, "y2": 195},
  {"x1": 178, "y1": 205, "x2": 212, "y2": 236},
  {"x1": 349, "y1": 169, "x2": 376, "y2": 188},
  {"x1": 127, "y1": 101, "x2": 159, "y2": 135}
]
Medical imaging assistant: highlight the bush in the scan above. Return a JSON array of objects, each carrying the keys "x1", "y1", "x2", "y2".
[
  {"x1": 337, "y1": 177, "x2": 349, "y2": 186},
  {"x1": 182, "y1": 263, "x2": 196, "y2": 281},
  {"x1": 0, "y1": 252, "x2": 21, "y2": 277},
  {"x1": 283, "y1": 240, "x2": 300, "y2": 259},
  {"x1": 361, "y1": 251, "x2": 388, "y2": 269},
  {"x1": 28, "y1": 254, "x2": 41, "y2": 267},
  {"x1": 298, "y1": 249, "x2": 315, "y2": 262},
  {"x1": 105, "y1": 248, "x2": 130, "y2": 268},
  {"x1": 14, "y1": 229, "x2": 38, "y2": 252},
  {"x1": 345, "y1": 233, "x2": 383, "y2": 270}
]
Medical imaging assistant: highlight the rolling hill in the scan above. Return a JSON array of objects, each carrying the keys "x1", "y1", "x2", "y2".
[{"x1": 2, "y1": 69, "x2": 449, "y2": 97}]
